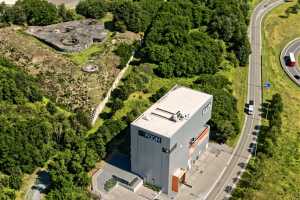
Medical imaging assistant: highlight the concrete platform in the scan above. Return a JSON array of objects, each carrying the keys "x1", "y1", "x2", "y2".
[
  {"x1": 93, "y1": 143, "x2": 233, "y2": 200},
  {"x1": 159, "y1": 143, "x2": 233, "y2": 200},
  {"x1": 102, "y1": 184, "x2": 158, "y2": 200},
  {"x1": 94, "y1": 153, "x2": 143, "y2": 194},
  {"x1": 26, "y1": 19, "x2": 107, "y2": 52}
]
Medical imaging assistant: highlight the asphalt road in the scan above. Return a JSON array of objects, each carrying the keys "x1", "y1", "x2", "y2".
[
  {"x1": 280, "y1": 38, "x2": 300, "y2": 86},
  {"x1": 206, "y1": 1, "x2": 285, "y2": 199}
]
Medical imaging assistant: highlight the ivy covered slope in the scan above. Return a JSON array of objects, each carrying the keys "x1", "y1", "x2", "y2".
[{"x1": 0, "y1": 58, "x2": 98, "y2": 199}]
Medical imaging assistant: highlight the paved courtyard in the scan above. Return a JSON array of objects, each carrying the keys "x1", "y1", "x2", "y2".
[
  {"x1": 101, "y1": 184, "x2": 158, "y2": 200},
  {"x1": 92, "y1": 143, "x2": 233, "y2": 200},
  {"x1": 159, "y1": 143, "x2": 233, "y2": 200}
]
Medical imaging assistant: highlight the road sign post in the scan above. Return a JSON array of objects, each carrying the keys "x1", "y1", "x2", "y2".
[
  {"x1": 254, "y1": 81, "x2": 272, "y2": 157},
  {"x1": 264, "y1": 81, "x2": 271, "y2": 121}
]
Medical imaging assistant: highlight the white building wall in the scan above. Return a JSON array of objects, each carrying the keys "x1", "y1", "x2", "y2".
[{"x1": 131, "y1": 94, "x2": 213, "y2": 196}]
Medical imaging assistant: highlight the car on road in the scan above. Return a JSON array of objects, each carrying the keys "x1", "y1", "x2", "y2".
[
  {"x1": 294, "y1": 74, "x2": 300, "y2": 80},
  {"x1": 287, "y1": 52, "x2": 296, "y2": 66},
  {"x1": 248, "y1": 142, "x2": 256, "y2": 154},
  {"x1": 225, "y1": 185, "x2": 233, "y2": 193},
  {"x1": 248, "y1": 100, "x2": 254, "y2": 115}
]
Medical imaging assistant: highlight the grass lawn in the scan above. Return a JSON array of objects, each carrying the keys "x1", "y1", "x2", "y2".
[
  {"x1": 67, "y1": 44, "x2": 105, "y2": 65},
  {"x1": 113, "y1": 67, "x2": 197, "y2": 121},
  {"x1": 220, "y1": 66, "x2": 248, "y2": 146},
  {"x1": 249, "y1": 0, "x2": 263, "y2": 12},
  {"x1": 86, "y1": 118, "x2": 104, "y2": 136},
  {"x1": 243, "y1": 2, "x2": 300, "y2": 199},
  {"x1": 110, "y1": 62, "x2": 247, "y2": 148}
]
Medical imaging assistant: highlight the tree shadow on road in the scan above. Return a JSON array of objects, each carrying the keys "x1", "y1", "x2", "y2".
[{"x1": 260, "y1": 101, "x2": 271, "y2": 119}]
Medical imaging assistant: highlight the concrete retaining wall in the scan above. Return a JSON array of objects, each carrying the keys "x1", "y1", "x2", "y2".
[{"x1": 91, "y1": 52, "x2": 135, "y2": 125}]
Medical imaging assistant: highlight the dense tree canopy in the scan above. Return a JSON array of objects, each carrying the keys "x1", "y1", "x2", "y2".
[
  {"x1": 0, "y1": 0, "x2": 75, "y2": 26},
  {"x1": 112, "y1": 0, "x2": 162, "y2": 33},
  {"x1": 114, "y1": 43, "x2": 135, "y2": 68},
  {"x1": 0, "y1": 58, "x2": 95, "y2": 199},
  {"x1": 192, "y1": 74, "x2": 239, "y2": 143},
  {"x1": 112, "y1": 0, "x2": 251, "y2": 75},
  {"x1": 76, "y1": 0, "x2": 106, "y2": 19},
  {"x1": 15, "y1": 0, "x2": 59, "y2": 25}
]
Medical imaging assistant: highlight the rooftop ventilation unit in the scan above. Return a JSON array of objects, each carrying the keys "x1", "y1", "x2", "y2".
[
  {"x1": 142, "y1": 114, "x2": 151, "y2": 121},
  {"x1": 170, "y1": 111, "x2": 185, "y2": 122}
]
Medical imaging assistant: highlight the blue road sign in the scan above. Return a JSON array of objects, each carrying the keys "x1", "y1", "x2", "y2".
[{"x1": 264, "y1": 81, "x2": 271, "y2": 89}]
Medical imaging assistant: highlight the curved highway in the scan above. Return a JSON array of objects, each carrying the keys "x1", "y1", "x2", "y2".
[
  {"x1": 206, "y1": 0, "x2": 285, "y2": 199},
  {"x1": 280, "y1": 38, "x2": 300, "y2": 86}
]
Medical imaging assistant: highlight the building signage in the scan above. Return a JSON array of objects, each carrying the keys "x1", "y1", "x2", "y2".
[
  {"x1": 138, "y1": 130, "x2": 161, "y2": 144},
  {"x1": 202, "y1": 102, "x2": 212, "y2": 115}
]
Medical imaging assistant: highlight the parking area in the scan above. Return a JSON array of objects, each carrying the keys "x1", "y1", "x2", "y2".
[
  {"x1": 101, "y1": 184, "x2": 158, "y2": 200},
  {"x1": 92, "y1": 143, "x2": 233, "y2": 200},
  {"x1": 158, "y1": 143, "x2": 233, "y2": 200}
]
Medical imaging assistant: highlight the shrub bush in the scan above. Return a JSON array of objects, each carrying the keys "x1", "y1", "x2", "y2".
[
  {"x1": 114, "y1": 43, "x2": 134, "y2": 69},
  {"x1": 149, "y1": 87, "x2": 168, "y2": 102},
  {"x1": 104, "y1": 178, "x2": 117, "y2": 192}
]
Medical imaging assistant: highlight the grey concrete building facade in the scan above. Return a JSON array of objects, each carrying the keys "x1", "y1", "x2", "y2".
[{"x1": 131, "y1": 85, "x2": 213, "y2": 196}]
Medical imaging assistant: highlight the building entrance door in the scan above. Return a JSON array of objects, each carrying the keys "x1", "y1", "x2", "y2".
[{"x1": 172, "y1": 169, "x2": 186, "y2": 193}]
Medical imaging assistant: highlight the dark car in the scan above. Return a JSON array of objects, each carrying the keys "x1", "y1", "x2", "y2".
[
  {"x1": 248, "y1": 142, "x2": 256, "y2": 154},
  {"x1": 294, "y1": 74, "x2": 300, "y2": 80}
]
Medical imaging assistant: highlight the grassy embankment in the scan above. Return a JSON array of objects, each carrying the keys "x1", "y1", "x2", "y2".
[
  {"x1": 259, "y1": 2, "x2": 300, "y2": 198},
  {"x1": 88, "y1": 8, "x2": 251, "y2": 144},
  {"x1": 221, "y1": 66, "x2": 247, "y2": 146},
  {"x1": 250, "y1": 0, "x2": 263, "y2": 10},
  {"x1": 88, "y1": 46, "x2": 248, "y2": 147},
  {"x1": 234, "y1": 2, "x2": 300, "y2": 199},
  {"x1": 108, "y1": 59, "x2": 248, "y2": 148}
]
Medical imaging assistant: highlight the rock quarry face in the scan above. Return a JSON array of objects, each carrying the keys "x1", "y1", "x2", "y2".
[{"x1": 26, "y1": 19, "x2": 108, "y2": 52}]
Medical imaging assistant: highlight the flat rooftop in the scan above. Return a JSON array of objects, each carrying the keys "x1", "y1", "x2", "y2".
[{"x1": 132, "y1": 85, "x2": 212, "y2": 138}]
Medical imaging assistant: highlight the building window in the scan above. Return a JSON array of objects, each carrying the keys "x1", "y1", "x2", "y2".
[
  {"x1": 138, "y1": 130, "x2": 161, "y2": 144},
  {"x1": 162, "y1": 147, "x2": 170, "y2": 153}
]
